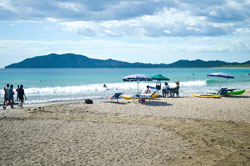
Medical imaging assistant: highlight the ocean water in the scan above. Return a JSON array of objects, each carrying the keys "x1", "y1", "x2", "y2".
[{"x1": 0, "y1": 68, "x2": 250, "y2": 106}]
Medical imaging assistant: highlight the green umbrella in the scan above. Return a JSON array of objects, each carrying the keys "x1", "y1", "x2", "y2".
[
  {"x1": 151, "y1": 74, "x2": 170, "y2": 91},
  {"x1": 151, "y1": 74, "x2": 170, "y2": 81}
]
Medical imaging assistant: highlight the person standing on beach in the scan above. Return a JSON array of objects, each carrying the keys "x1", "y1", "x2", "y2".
[
  {"x1": 18, "y1": 85, "x2": 26, "y2": 108},
  {"x1": 8, "y1": 85, "x2": 14, "y2": 109},
  {"x1": 3, "y1": 84, "x2": 9, "y2": 109},
  {"x1": 16, "y1": 85, "x2": 20, "y2": 101}
]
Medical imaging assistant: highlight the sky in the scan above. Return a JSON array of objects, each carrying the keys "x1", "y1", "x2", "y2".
[{"x1": 0, "y1": 0, "x2": 250, "y2": 68}]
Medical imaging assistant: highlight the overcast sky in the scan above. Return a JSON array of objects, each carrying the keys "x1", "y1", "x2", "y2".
[{"x1": 0, "y1": 0, "x2": 250, "y2": 68}]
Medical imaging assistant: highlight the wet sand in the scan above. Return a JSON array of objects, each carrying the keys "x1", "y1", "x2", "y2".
[{"x1": 0, "y1": 91, "x2": 250, "y2": 165}]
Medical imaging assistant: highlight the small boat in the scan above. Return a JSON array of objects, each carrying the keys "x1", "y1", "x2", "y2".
[
  {"x1": 226, "y1": 89, "x2": 245, "y2": 95},
  {"x1": 210, "y1": 89, "x2": 245, "y2": 95}
]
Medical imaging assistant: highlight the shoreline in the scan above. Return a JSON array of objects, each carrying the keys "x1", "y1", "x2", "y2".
[{"x1": 0, "y1": 90, "x2": 250, "y2": 165}]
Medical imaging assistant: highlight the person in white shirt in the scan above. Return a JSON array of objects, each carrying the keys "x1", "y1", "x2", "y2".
[
  {"x1": 142, "y1": 85, "x2": 151, "y2": 95},
  {"x1": 162, "y1": 82, "x2": 170, "y2": 97}
]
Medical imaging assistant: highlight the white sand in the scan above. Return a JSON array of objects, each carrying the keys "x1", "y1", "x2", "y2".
[{"x1": 0, "y1": 90, "x2": 250, "y2": 165}]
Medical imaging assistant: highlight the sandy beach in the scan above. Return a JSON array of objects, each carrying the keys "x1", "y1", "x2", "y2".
[{"x1": 1, "y1": 91, "x2": 250, "y2": 165}]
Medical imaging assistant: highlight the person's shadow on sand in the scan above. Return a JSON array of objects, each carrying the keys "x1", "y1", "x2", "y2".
[{"x1": 141, "y1": 101, "x2": 172, "y2": 106}]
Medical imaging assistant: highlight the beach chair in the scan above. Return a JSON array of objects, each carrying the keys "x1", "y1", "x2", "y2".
[
  {"x1": 139, "y1": 91, "x2": 157, "y2": 103},
  {"x1": 169, "y1": 87, "x2": 180, "y2": 98},
  {"x1": 111, "y1": 93, "x2": 123, "y2": 102},
  {"x1": 162, "y1": 88, "x2": 170, "y2": 98},
  {"x1": 218, "y1": 88, "x2": 228, "y2": 97}
]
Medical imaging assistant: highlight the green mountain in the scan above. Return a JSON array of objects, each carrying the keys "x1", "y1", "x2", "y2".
[
  {"x1": 4, "y1": 53, "x2": 250, "y2": 68},
  {"x1": 4, "y1": 53, "x2": 167, "y2": 68}
]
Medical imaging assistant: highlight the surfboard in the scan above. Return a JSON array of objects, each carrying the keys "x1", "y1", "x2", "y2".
[{"x1": 192, "y1": 93, "x2": 221, "y2": 98}]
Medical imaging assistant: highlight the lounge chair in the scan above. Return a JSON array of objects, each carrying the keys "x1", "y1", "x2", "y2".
[
  {"x1": 218, "y1": 88, "x2": 228, "y2": 97},
  {"x1": 139, "y1": 91, "x2": 157, "y2": 102},
  {"x1": 111, "y1": 93, "x2": 123, "y2": 102}
]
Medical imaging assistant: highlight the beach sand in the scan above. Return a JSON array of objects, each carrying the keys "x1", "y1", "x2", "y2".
[{"x1": 0, "y1": 91, "x2": 250, "y2": 165}]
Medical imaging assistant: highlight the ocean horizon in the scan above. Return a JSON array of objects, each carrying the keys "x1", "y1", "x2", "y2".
[{"x1": 1, "y1": 68, "x2": 250, "y2": 106}]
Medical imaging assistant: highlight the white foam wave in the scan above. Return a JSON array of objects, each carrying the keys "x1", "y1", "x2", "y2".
[
  {"x1": 180, "y1": 80, "x2": 207, "y2": 87},
  {"x1": 23, "y1": 80, "x2": 207, "y2": 96},
  {"x1": 0, "y1": 80, "x2": 208, "y2": 105}
]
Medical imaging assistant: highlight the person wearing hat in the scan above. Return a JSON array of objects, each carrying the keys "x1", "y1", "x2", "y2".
[
  {"x1": 170, "y1": 81, "x2": 180, "y2": 97},
  {"x1": 174, "y1": 81, "x2": 180, "y2": 97}
]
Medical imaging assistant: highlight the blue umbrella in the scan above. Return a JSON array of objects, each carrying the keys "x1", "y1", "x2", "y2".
[
  {"x1": 122, "y1": 74, "x2": 152, "y2": 94},
  {"x1": 207, "y1": 72, "x2": 234, "y2": 79},
  {"x1": 207, "y1": 72, "x2": 234, "y2": 89}
]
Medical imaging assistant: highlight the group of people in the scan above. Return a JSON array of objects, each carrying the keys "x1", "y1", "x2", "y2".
[
  {"x1": 142, "y1": 81, "x2": 180, "y2": 98},
  {"x1": 3, "y1": 84, "x2": 26, "y2": 109},
  {"x1": 162, "y1": 81, "x2": 180, "y2": 97}
]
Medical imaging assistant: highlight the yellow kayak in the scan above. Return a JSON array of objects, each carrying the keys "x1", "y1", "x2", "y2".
[
  {"x1": 192, "y1": 93, "x2": 221, "y2": 98},
  {"x1": 122, "y1": 93, "x2": 158, "y2": 100}
]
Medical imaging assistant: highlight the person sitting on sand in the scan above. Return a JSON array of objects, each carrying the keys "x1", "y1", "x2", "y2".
[
  {"x1": 142, "y1": 85, "x2": 151, "y2": 95},
  {"x1": 18, "y1": 85, "x2": 26, "y2": 108}
]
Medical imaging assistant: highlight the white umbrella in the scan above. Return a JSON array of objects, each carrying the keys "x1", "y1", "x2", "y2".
[{"x1": 122, "y1": 74, "x2": 152, "y2": 94}]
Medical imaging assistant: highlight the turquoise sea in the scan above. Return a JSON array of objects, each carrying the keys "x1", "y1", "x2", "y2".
[{"x1": 1, "y1": 68, "x2": 250, "y2": 106}]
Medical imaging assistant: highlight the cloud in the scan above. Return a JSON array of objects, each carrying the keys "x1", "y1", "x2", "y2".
[
  {"x1": 0, "y1": 0, "x2": 172, "y2": 21},
  {"x1": 0, "y1": 0, "x2": 249, "y2": 37},
  {"x1": 60, "y1": 8, "x2": 230, "y2": 37}
]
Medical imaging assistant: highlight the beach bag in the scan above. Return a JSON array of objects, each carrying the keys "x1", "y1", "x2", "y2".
[
  {"x1": 139, "y1": 98, "x2": 145, "y2": 103},
  {"x1": 85, "y1": 99, "x2": 93, "y2": 104}
]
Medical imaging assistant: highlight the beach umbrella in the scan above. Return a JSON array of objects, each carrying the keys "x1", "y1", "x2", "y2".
[
  {"x1": 151, "y1": 74, "x2": 170, "y2": 81},
  {"x1": 207, "y1": 72, "x2": 234, "y2": 88},
  {"x1": 151, "y1": 74, "x2": 170, "y2": 91},
  {"x1": 207, "y1": 72, "x2": 234, "y2": 79},
  {"x1": 122, "y1": 74, "x2": 152, "y2": 94}
]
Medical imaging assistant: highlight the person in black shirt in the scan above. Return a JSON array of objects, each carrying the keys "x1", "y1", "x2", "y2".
[{"x1": 18, "y1": 85, "x2": 26, "y2": 108}]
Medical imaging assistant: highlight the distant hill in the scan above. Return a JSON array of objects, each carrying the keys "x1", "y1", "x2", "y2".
[{"x1": 5, "y1": 53, "x2": 250, "y2": 68}]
